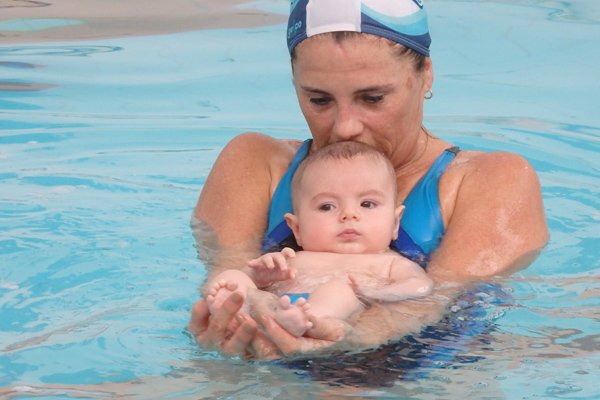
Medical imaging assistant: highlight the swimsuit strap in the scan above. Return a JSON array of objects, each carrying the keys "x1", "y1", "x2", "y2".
[
  {"x1": 392, "y1": 146, "x2": 460, "y2": 264},
  {"x1": 263, "y1": 139, "x2": 312, "y2": 252}
]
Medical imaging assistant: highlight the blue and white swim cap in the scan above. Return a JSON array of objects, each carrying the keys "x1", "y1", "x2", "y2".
[{"x1": 287, "y1": 0, "x2": 431, "y2": 57}]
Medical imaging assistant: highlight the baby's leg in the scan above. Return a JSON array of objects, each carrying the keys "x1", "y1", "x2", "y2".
[
  {"x1": 308, "y1": 280, "x2": 361, "y2": 320},
  {"x1": 205, "y1": 269, "x2": 257, "y2": 314},
  {"x1": 274, "y1": 295, "x2": 312, "y2": 337}
]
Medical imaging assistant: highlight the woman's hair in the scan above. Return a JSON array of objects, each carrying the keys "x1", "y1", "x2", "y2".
[
  {"x1": 291, "y1": 31, "x2": 427, "y2": 73},
  {"x1": 290, "y1": 141, "x2": 397, "y2": 209}
]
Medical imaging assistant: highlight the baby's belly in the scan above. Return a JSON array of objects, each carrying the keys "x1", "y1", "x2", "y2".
[
  {"x1": 270, "y1": 274, "x2": 346, "y2": 296},
  {"x1": 270, "y1": 271, "x2": 388, "y2": 297}
]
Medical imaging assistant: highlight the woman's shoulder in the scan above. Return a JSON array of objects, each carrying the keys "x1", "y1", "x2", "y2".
[
  {"x1": 450, "y1": 149, "x2": 537, "y2": 182},
  {"x1": 439, "y1": 149, "x2": 543, "y2": 228},
  {"x1": 224, "y1": 132, "x2": 302, "y2": 156},
  {"x1": 222, "y1": 132, "x2": 301, "y2": 168},
  {"x1": 218, "y1": 132, "x2": 305, "y2": 196},
  {"x1": 443, "y1": 149, "x2": 541, "y2": 199}
]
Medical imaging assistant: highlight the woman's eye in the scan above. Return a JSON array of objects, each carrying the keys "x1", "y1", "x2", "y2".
[
  {"x1": 361, "y1": 201, "x2": 376, "y2": 208},
  {"x1": 318, "y1": 204, "x2": 334, "y2": 211},
  {"x1": 363, "y1": 94, "x2": 384, "y2": 104},
  {"x1": 310, "y1": 97, "x2": 331, "y2": 106}
]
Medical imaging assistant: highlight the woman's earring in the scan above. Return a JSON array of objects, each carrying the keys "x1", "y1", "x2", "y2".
[{"x1": 424, "y1": 89, "x2": 433, "y2": 100}]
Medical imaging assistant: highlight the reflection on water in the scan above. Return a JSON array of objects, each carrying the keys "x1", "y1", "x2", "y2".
[
  {"x1": 0, "y1": 61, "x2": 46, "y2": 68},
  {"x1": 1, "y1": 0, "x2": 599, "y2": 398},
  {"x1": 0, "y1": 81, "x2": 56, "y2": 91},
  {"x1": 0, "y1": 45, "x2": 123, "y2": 57}
]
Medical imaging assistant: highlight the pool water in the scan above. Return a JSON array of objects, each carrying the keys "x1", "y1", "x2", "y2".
[{"x1": 1, "y1": 0, "x2": 600, "y2": 398}]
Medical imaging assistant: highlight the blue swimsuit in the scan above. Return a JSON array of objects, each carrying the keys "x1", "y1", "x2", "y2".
[{"x1": 262, "y1": 139, "x2": 460, "y2": 266}]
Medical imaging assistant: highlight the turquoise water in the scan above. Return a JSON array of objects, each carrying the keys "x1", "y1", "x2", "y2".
[{"x1": 1, "y1": 0, "x2": 600, "y2": 398}]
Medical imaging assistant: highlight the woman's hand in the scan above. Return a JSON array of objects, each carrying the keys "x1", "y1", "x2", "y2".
[
  {"x1": 188, "y1": 292, "x2": 349, "y2": 359},
  {"x1": 188, "y1": 293, "x2": 284, "y2": 359},
  {"x1": 259, "y1": 314, "x2": 348, "y2": 356},
  {"x1": 188, "y1": 294, "x2": 255, "y2": 356}
]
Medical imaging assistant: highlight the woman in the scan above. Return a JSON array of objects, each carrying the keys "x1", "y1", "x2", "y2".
[{"x1": 188, "y1": 0, "x2": 548, "y2": 359}]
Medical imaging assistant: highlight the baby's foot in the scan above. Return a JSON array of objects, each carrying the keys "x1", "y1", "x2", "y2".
[
  {"x1": 206, "y1": 279, "x2": 242, "y2": 314},
  {"x1": 274, "y1": 296, "x2": 313, "y2": 337}
]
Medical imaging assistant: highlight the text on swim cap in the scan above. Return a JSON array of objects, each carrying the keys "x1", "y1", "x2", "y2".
[{"x1": 288, "y1": 20, "x2": 303, "y2": 39}]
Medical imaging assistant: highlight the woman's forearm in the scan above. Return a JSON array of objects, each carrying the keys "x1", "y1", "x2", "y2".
[{"x1": 343, "y1": 285, "x2": 454, "y2": 349}]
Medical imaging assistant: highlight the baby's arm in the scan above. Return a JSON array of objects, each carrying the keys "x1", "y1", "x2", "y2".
[
  {"x1": 349, "y1": 256, "x2": 433, "y2": 302},
  {"x1": 244, "y1": 247, "x2": 297, "y2": 288}
]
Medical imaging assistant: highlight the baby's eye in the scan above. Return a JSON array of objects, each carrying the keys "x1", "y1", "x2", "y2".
[
  {"x1": 361, "y1": 201, "x2": 377, "y2": 208},
  {"x1": 318, "y1": 204, "x2": 334, "y2": 211}
]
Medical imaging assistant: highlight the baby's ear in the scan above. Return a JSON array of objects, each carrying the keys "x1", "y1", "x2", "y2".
[
  {"x1": 395, "y1": 205, "x2": 405, "y2": 220},
  {"x1": 392, "y1": 205, "x2": 405, "y2": 240},
  {"x1": 284, "y1": 213, "x2": 302, "y2": 246}
]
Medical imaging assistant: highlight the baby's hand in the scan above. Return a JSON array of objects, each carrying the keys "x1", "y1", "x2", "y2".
[{"x1": 247, "y1": 247, "x2": 297, "y2": 287}]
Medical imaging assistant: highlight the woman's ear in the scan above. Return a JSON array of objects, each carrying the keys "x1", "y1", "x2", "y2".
[
  {"x1": 284, "y1": 213, "x2": 302, "y2": 246},
  {"x1": 422, "y1": 57, "x2": 434, "y2": 96}
]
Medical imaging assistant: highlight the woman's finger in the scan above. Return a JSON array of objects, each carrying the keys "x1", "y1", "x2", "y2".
[
  {"x1": 307, "y1": 316, "x2": 347, "y2": 343},
  {"x1": 248, "y1": 329, "x2": 281, "y2": 359},
  {"x1": 259, "y1": 316, "x2": 300, "y2": 355},
  {"x1": 187, "y1": 299, "x2": 210, "y2": 338},
  {"x1": 200, "y1": 292, "x2": 245, "y2": 345},
  {"x1": 221, "y1": 314, "x2": 258, "y2": 355},
  {"x1": 261, "y1": 315, "x2": 342, "y2": 355}
]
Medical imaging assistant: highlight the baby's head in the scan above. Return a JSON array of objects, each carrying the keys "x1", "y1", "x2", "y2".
[{"x1": 285, "y1": 142, "x2": 403, "y2": 254}]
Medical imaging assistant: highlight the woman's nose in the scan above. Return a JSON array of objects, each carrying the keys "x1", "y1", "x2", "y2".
[{"x1": 331, "y1": 103, "x2": 363, "y2": 141}]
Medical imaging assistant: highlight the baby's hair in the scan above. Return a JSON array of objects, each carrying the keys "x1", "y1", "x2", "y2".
[{"x1": 291, "y1": 141, "x2": 397, "y2": 210}]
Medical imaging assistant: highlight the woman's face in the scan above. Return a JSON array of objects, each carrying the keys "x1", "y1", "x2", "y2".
[{"x1": 292, "y1": 34, "x2": 433, "y2": 168}]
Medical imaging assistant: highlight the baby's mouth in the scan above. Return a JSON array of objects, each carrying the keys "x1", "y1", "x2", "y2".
[{"x1": 338, "y1": 228, "x2": 359, "y2": 239}]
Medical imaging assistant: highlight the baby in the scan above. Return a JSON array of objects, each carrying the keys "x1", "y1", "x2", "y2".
[{"x1": 204, "y1": 141, "x2": 433, "y2": 337}]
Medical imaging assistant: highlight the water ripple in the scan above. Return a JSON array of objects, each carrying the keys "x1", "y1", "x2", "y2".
[{"x1": 0, "y1": 45, "x2": 123, "y2": 57}]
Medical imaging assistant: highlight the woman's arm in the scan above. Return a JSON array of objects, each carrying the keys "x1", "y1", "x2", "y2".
[
  {"x1": 431, "y1": 150, "x2": 549, "y2": 281},
  {"x1": 349, "y1": 257, "x2": 433, "y2": 302},
  {"x1": 193, "y1": 133, "x2": 298, "y2": 275},
  {"x1": 189, "y1": 133, "x2": 301, "y2": 355}
]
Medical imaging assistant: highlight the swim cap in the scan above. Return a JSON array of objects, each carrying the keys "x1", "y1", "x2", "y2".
[{"x1": 287, "y1": 0, "x2": 431, "y2": 57}]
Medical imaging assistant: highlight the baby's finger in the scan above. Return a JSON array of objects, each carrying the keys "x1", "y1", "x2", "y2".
[
  {"x1": 247, "y1": 258, "x2": 263, "y2": 269},
  {"x1": 248, "y1": 255, "x2": 274, "y2": 270},
  {"x1": 288, "y1": 268, "x2": 297, "y2": 280},
  {"x1": 264, "y1": 255, "x2": 276, "y2": 270},
  {"x1": 281, "y1": 247, "x2": 296, "y2": 260},
  {"x1": 271, "y1": 252, "x2": 289, "y2": 270}
]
